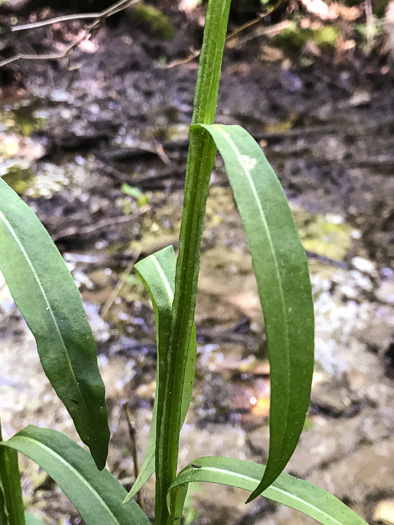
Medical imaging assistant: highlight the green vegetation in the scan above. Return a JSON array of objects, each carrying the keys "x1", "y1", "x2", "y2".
[
  {"x1": 133, "y1": 2, "x2": 175, "y2": 40},
  {"x1": 0, "y1": 1, "x2": 369, "y2": 524},
  {"x1": 273, "y1": 22, "x2": 339, "y2": 51}
]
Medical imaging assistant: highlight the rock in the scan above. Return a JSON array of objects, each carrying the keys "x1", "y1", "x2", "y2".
[
  {"x1": 374, "y1": 499, "x2": 394, "y2": 525},
  {"x1": 358, "y1": 318, "x2": 393, "y2": 355},
  {"x1": 349, "y1": 89, "x2": 372, "y2": 107},
  {"x1": 351, "y1": 256, "x2": 378, "y2": 277},
  {"x1": 310, "y1": 377, "x2": 361, "y2": 417},
  {"x1": 287, "y1": 416, "x2": 360, "y2": 477},
  {"x1": 308, "y1": 439, "x2": 394, "y2": 510},
  {"x1": 246, "y1": 424, "x2": 270, "y2": 457},
  {"x1": 376, "y1": 280, "x2": 394, "y2": 305}
]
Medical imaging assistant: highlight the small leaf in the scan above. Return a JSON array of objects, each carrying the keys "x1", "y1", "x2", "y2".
[
  {"x1": 0, "y1": 179, "x2": 110, "y2": 469},
  {"x1": 193, "y1": 124, "x2": 314, "y2": 499},
  {"x1": 168, "y1": 457, "x2": 369, "y2": 525},
  {"x1": 1, "y1": 427, "x2": 150, "y2": 525},
  {"x1": 124, "y1": 246, "x2": 197, "y2": 503}
]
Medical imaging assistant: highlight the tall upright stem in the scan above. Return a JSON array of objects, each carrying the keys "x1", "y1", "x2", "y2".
[{"x1": 154, "y1": 1, "x2": 231, "y2": 524}]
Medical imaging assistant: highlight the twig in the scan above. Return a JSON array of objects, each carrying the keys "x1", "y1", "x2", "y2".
[
  {"x1": 51, "y1": 214, "x2": 138, "y2": 242},
  {"x1": 227, "y1": 20, "x2": 291, "y2": 48},
  {"x1": 165, "y1": 0, "x2": 284, "y2": 69},
  {"x1": 365, "y1": 0, "x2": 374, "y2": 50},
  {"x1": 101, "y1": 250, "x2": 141, "y2": 319},
  {"x1": 123, "y1": 402, "x2": 145, "y2": 512},
  {"x1": 0, "y1": 0, "x2": 140, "y2": 68},
  {"x1": 12, "y1": 0, "x2": 137, "y2": 31},
  {"x1": 226, "y1": 0, "x2": 284, "y2": 44},
  {"x1": 11, "y1": 13, "x2": 102, "y2": 32}
]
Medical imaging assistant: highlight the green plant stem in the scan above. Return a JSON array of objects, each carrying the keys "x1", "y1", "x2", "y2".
[
  {"x1": 0, "y1": 420, "x2": 26, "y2": 525},
  {"x1": 154, "y1": 1, "x2": 231, "y2": 524}
]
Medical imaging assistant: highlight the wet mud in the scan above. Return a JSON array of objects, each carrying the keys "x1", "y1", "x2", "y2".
[{"x1": 1, "y1": 4, "x2": 394, "y2": 524}]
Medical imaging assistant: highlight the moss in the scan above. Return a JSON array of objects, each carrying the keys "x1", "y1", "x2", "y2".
[
  {"x1": 273, "y1": 23, "x2": 339, "y2": 52},
  {"x1": 0, "y1": 101, "x2": 46, "y2": 137},
  {"x1": 133, "y1": 2, "x2": 175, "y2": 40},
  {"x1": 2, "y1": 166, "x2": 35, "y2": 195},
  {"x1": 292, "y1": 206, "x2": 353, "y2": 261}
]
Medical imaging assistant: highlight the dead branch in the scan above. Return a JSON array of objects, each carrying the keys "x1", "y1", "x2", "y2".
[
  {"x1": 101, "y1": 251, "x2": 141, "y2": 318},
  {"x1": 165, "y1": 0, "x2": 284, "y2": 69},
  {"x1": 0, "y1": 0, "x2": 140, "y2": 68}
]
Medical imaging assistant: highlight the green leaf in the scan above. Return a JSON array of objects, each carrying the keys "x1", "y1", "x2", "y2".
[
  {"x1": 0, "y1": 481, "x2": 8, "y2": 525},
  {"x1": 0, "y1": 423, "x2": 25, "y2": 525},
  {"x1": 124, "y1": 246, "x2": 197, "y2": 503},
  {"x1": 1, "y1": 426, "x2": 150, "y2": 525},
  {"x1": 24, "y1": 513, "x2": 44, "y2": 525},
  {"x1": 168, "y1": 457, "x2": 369, "y2": 525},
  {"x1": 193, "y1": 124, "x2": 314, "y2": 500},
  {"x1": 0, "y1": 179, "x2": 110, "y2": 470}
]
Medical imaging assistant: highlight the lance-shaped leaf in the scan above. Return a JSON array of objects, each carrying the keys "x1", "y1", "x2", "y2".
[
  {"x1": 124, "y1": 246, "x2": 197, "y2": 503},
  {"x1": 168, "y1": 457, "x2": 369, "y2": 525},
  {"x1": 192, "y1": 124, "x2": 315, "y2": 500},
  {"x1": 1, "y1": 427, "x2": 150, "y2": 525},
  {"x1": 0, "y1": 179, "x2": 110, "y2": 469}
]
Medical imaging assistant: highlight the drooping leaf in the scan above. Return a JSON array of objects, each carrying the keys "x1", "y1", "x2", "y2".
[
  {"x1": 124, "y1": 246, "x2": 197, "y2": 503},
  {"x1": 0, "y1": 422, "x2": 25, "y2": 525},
  {"x1": 168, "y1": 457, "x2": 368, "y2": 525},
  {"x1": 193, "y1": 124, "x2": 314, "y2": 500},
  {"x1": 0, "y1": 179, "x2": 110, "y2": 469},
  {"x1": 1, "y1": 427, "x2": 150, "y2": 525}
]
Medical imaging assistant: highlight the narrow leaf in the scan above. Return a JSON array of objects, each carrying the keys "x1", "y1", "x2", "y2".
[
  {"x1": 0, "y1": 423, "x2": 25, "y2": 525},
  {"x1": 0, "y1": 179, "x2": 110, "y2": 469},
  {"x1": 168, "y1": 457, "x2": 369, "y2": 525},
  {"x1": 1, "y1": 427, "x2": 150, "y2": 525},
  {"x1": 193, "y1": 124, "x2": 315, "y2": 499},
  {"x1": 124, "y1": 246, "x2": 197, "y2": 503}
]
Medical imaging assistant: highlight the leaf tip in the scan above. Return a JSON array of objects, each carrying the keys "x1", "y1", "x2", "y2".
[
  {"x1": 122, "y1": 493, "x2": 132, "y2": 505},
  {"x1": 245, "y1": 492, "x2": 257, "y2": 504},
  {"x1": 90, "y1": 443, "x2": 109, "y2": 471}
]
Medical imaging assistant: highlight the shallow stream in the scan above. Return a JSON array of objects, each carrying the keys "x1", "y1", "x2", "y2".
[{"x1": 1, "y1": 7, "x2": 394, "y2": 524}]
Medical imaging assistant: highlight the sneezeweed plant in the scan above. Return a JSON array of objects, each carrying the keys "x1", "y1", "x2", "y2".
[{"x1": 0, "y1": 1, "x2": 368, "y2": 524}]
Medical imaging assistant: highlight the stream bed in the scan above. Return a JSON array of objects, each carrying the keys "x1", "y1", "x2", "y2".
[{"x1": 1, "y1": 6, "x2": 394, "y2": 524}]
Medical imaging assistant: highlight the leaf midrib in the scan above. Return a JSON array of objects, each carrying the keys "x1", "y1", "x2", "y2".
[
  {"x1": 3, "y1": 437, "x2": 119, "y2": 523},
  {"x1": 152, "y1": 254, "x2": 174, "y2": 304},
  {"x1": 175, "y1": 466, "x2": 343, "y2": 525},
  {"x1": 212, "y1": 125, "x2": 291, "y2": 445},
  {"x1": 0, "y1": 210, "x2": 88, "y2": 416}
]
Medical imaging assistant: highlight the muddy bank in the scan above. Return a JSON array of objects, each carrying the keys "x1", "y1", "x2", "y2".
[{"x1": 1, "y1": 4, "x2": 394, "y2": 524}]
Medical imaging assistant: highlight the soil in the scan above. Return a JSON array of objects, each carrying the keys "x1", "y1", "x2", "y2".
[{"x1": 0, "y1": 3, "x2": 394, "y2": 524}]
